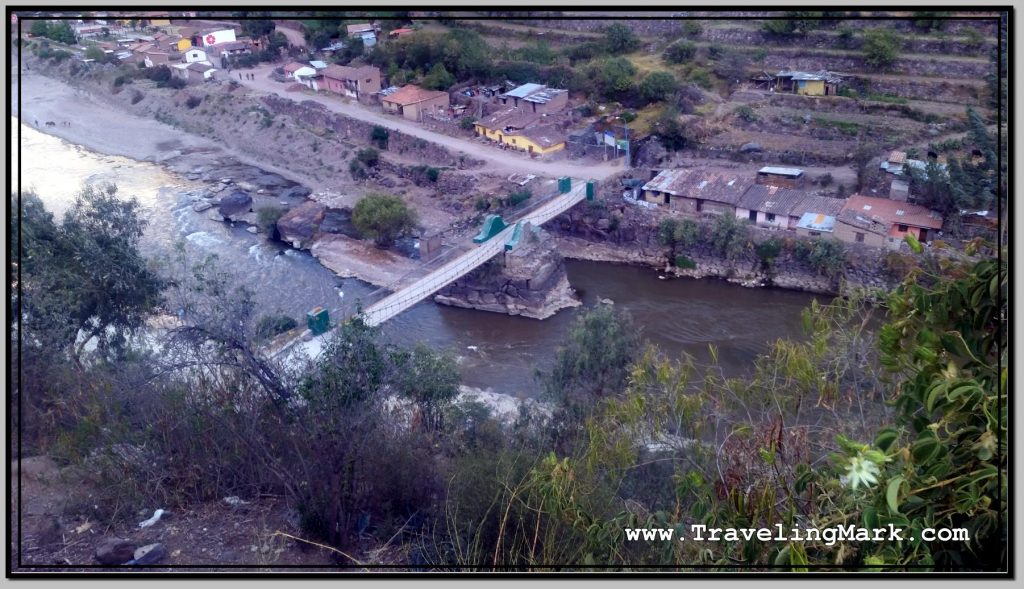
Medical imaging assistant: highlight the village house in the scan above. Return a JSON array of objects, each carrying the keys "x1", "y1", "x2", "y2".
[
  {"x1": 790, "y1": 195, "x2": 846, "y2": 237},
  {"x1": 171, "y1": 61, "x2": 215, "y2": 83},
  {"x1": 346, "y1": 23, "x2": 377, "y2": 47},
  {"x1": 381, "y1": 84, "x2": 450, "y2": 121},
  {"x1": 474, "y1": 108, "x2": 540, "y2": 141},
  {"x1": 496, "y1": 82, "x2": 569, "y2": 115},
  {"x1": 475, "y1": 111, "x2": 566, "y2": 155},
  {"x1": 182, "y1": 47, "x2": 207, "y2": 63},
  {"x1": 735, "y1": 184, "x2": 810, "y2": 229},
  {"x1": 197, "y1": 28, "x2": 236, "y2": 48},
  {"x1": 835, "y1": 194, "x2": 943, "y2": 248},
  {"x1": 756, "y1": 166, "x2": 805, "y2": 189},
  {"x1": 143, "y1": 50, "x2": 180, "y2": 67},
  {"x1": 320, "y1": 64, "x2": 381, "y2": 100},
  {"x1": 880, "y1": 150, "x2": 946, "y2": 177},
  {"x1": 641, "y1": 169, "x2": 753, "y2": 216},
  {"x1": 757, "y1": 69, "x2": 844, "y2": 96},
  {"x1": 211, "y1": 41, "x2": 250, "y2": 57}
]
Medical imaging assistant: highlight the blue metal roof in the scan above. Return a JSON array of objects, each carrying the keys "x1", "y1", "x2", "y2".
[
  {"x1": 796, "y1": 212, "x2": 836, "y2": 232},
  {"x1": 504, "y1": 83, "x2": 544, "y2": 98}
]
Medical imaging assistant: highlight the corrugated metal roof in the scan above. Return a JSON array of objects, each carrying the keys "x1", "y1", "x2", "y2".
[
  {"x1": 737, "y1": 185, "x2": 809, "y2": 215},
  {"x1": 796, "y1": 212, "x2": 836, "y2": 232},
  {"x1": 790, "y1": 195, "x2": 845, "y2": 218},
  {"x1": 758, "y1": 166, "x2": 804, "y2": 177},
  {"x1": 840, "y1": 194, "x2": 944, "y2": 230},
  {"x1": 888, "y1": 150, "x2": 907, "y2": 164},
  {"x1": 504, "y1": 82, "x2": 544, "y2": 98},
  {"x1": 642, "y1": 169, "x2": 753, "y2": 206}
]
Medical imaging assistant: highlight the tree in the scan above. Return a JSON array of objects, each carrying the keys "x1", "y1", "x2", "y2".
[
  {"x1": 761, "y1": 11, "x2": 821, "y2": 36},
  {"x1": 650, "y1": 105, "x2": 687, "y2": 151},
  {"x1": 421, "y1": 62, "x2": 455, "y2": 90},
  {"x1": 242, "y1": 19, "x2": 275, "y2": 39},
  {"x1": 709, "y1": 211, "x2": 749, "y2": 259},
  {"x1": 85, "y1": 45, "x2": 105, "y2": 61},
  {"x1": 663, "y1": 40, "x2": 696, "y2": 64},
  {"x1": 638, "y1": 71, "x2": 677, "y2": 104},
  {"x1": 391, "y1": 343, "x2": 460, "y2": 431},
  {"x1": 604, "y1": 23, "x2": 640, "y2": 54},
  {"x1": 590, "y1": 57, "x2": 637, "y2": 100},
  {"x1": 351, "y1": 193, "x2": 418, "y2": 248},
  {"x1": 17, "y1": 186, "x2": 164, "y2": 359},
  {"x1": 862, "y1": 27, "x2": 901, "y2": 69},
  {"x1": 542, "y1": 305, "x2": 642, "y2": 416},
  {"x1": 370, "y1": 125, "x2": 389, "y2": 150}
]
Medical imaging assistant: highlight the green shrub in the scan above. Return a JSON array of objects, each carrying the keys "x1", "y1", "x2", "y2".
[
  {"x1": 459, "y1": 116, "x2": 476, "y2": 131},
  {"x1": 370, "y1": 125, "x2": 389, "y2": 149},
  {"x1": 185, "y1": 95, "x2": 202, "y2": 109},
  {"x1": 735, "y1": 105, "x2": 758, "y2": 122},
  {"x1": 674, "y1": 254, "x2": 696, "y2": 269},
  {"x1": 673, "y1": 219, "x2": 701, "y2": 247},
  {"x1": 130, "y1": 90, "x2": 144, "y2": 104},
  {"x1": 426, "y1": 167, "x2": 440, "y2": 183},
  {"x1": 349, "y1": 160, "x2": 367, "y2": 179},
  {"x1": 862, "y1": 27, "x2": 901, "y2": 69},
  {"x1": 663, "y1": 40, "x2": 697, "y2": 64},
  {"x1": 257, "y1": 206, "x2": 286, "y2": 235},
  {"x1": 255, "y1": 314, "x2": 299, "y2": 341},
  {"x1": 352, "y1": 193, "x2": 418, "y2": 247},
  {"x1": 657, "y1": 218, "x2": 679, "y2": 245},
  {"x1": 356, "y1": 148, "x2": 380, "y2": 168},
  {"x1": 505, "y1": 189, "x2": 531, "y2": 208}
]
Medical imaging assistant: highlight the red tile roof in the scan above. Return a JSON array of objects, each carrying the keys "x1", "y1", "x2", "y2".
[
  {"x1": 283, "y1": 62, "x2": 306, "y2": 73},
  {"x1": 381, "y1": 84, "x2": 448, "y2": 106}
]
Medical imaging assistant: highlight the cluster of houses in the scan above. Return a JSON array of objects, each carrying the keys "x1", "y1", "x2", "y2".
[
  {"x1": 472, "y1": 82, "x2": 571, "y2": 156},
  {"x1": 640, "y1": 165, "x2": 944, "y2": 249}
]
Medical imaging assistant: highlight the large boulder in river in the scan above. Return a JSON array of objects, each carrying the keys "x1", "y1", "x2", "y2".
[
  {"x1": 218, "y1": 190, "x2": 253, "y2": 220},
  {"x1": 277, "y1": 201, "x2": 327, "y2": 249}
]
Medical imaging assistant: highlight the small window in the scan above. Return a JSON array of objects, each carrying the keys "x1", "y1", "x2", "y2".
[
  {"x1": 856, "y1": 232, "x2": 865, "y2": 243},
  {"x1": 809, "y1": 231, "x2": 820, "y2": 237},
  {"x1": 898, "y1": 224, "x2": 908, "y2": 232},
  {"x1": 766, "y1": 213, "x2": 776, "y2": 222}
]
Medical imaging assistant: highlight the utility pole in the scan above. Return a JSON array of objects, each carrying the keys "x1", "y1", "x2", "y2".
[{"x1": 619, "y1": 117, "x2": 629, "y2": 168}]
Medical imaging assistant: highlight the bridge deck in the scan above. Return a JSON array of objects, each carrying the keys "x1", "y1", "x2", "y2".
[{"x1": 360, "y1": 182, "x2": 587, "y2": 326}]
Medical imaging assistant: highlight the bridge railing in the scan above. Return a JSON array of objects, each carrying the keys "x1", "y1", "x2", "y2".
[{"x1": 348, "y1": 179, "x2": 584, "y2": 319}]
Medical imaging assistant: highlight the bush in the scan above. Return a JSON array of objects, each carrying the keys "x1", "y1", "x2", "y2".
[
  {"x1": 426, "y1": 167, "x2": 441, "y2": 183},
  {"x1": 755, "y1": 238, "x2": 783, "y2": 268},
  {"x1": 255, "y1": 314, "x2": 298, "y2": 341},
  {"x1": 673, "y1": 219, "x2": 701, "y2": 248},
  {"x1": 356, "y1": 148, "x2": 380, "y2": 168},
  {"x1": 663, "y1": 40, "x2": 697, "y2": 64},
  {"x1": 735, "y1": 105, "x2": 758, "y2": 122},
  {"x1": 459, "y1": 116, "x2": 476, "y2": 131},
  {"x1": 351, "y1": 193, "x2": 418, "y2": 247},
  {"x1": 184, "y1": 95, "x2": 202, "y2": 109},
  {"x1": 639, "y1": 71, "x2": 677, "y2": 104},
  {"x1": 130, "y1": 90, "x2": 144, "y2": 104},
  {"x1": 709, "y1": 213, "x2": 749, "y2": 259},
  {"x1": 370, "y1": 125, "x2": 389, "y2": 149},
  {"x1": 167, "y1": 77, "x2": 187, "y2": 90},
  {"x1": 674, "y1": 254, "x2": 696, "y2": 269},
  {"x1": 256, "y1": 206, "x2": 286, "y2": 236},
  {"x1": 349, "y1": 160, "x2": 368, "y2": 180},
  {"x1": 799, "y1": 238, "x2": 846, "y2": 278},
  {"x1": 687, "y1": 67, "x2": 713, "y2": 89},
  {"x1": 683, "y1": 21, "x2": 703, "y2": 38},
  {"x1": 657, "y1": 218, "x2": 679, "y2": 245},
  {"x1": 505, "y1": 188, "x2": 531, "y2": 208},
  {"x1": 862, "y1": 27, "x2": 901, "y2": 69},
  {"x1": 113, "y1": 74, "x2": 131, "y2": 88}
]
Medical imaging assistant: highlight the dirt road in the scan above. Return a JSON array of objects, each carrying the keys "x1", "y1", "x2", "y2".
[
  {"x1": 232, "y1": 64, "x2": 628, "y2": 181},
  {"x1": 275, "y1": 25, "x2": 306, "y2": 48}
]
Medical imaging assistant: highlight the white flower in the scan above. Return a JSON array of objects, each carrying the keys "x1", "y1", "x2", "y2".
[{"x1": 845, "y1": 454, "x2": 881, "y2": 490}]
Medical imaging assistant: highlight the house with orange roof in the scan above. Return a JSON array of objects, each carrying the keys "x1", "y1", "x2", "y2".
[
  {"x1": 835, "y1": 194, "x2": 944, "y2": 248},
  {"x1": 380, "y1": 84, "x2": 449, "y2": 121}
]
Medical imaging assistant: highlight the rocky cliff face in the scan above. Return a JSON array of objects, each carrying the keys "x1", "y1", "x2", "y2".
[{"x1": 434, "y1": 223, "x2": 581, "y2": 319}]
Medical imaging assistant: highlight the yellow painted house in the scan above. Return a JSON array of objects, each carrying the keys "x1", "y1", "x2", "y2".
[
  {"x1": 474, "y1": 108, "x2": 565, "y2": 155},
  {"x1": 773, "y1": 70, "x2": 843, "y2": 96},
  {"x1": 176, "y1": 37, "x2": 192, "y2": 52}
]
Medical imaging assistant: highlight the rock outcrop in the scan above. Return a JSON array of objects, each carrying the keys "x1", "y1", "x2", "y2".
[{"x1": 434, "y1": 223, "x2": 581, "y2": 319}]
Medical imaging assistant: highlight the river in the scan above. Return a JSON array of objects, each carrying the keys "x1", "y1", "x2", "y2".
[{"x1": 14, "y1": 121, "x2": 824, "y2": 397}]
